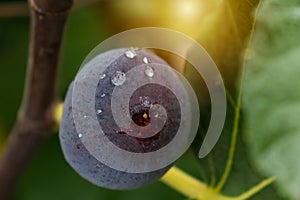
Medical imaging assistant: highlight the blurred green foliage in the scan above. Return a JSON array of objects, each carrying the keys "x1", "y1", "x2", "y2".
[{"x1": 243, "y1": 0, "x2": 300, "y2": 199}]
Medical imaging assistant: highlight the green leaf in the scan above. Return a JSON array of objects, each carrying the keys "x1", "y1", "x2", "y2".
[
  {"x1": 184, "y1": 0, "x2": 286, "y2": 199},
  {"x1": 243, "y1": 0, "x2": 300, "y2": 199}
]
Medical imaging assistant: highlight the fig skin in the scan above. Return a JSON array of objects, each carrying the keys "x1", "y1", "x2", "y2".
[{"x1": 59, "y1": 49, "x2": 173, "y2": 190}]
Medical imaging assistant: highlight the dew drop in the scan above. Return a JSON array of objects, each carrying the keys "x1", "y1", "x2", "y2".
[
  {"x1": 125, "y1": 49, "x2": 137, "y2": 59},
  {"x1": 111, "y1": 71, "x2": 126, "y2": 86},
  {"x1": 78, "y1": 133, "x2": 83, "y2": 138},
  {"x1": 143, "y1": 57, "x2": 149, "y2": 64},
  {"x1": 144, "y1": 66, "x2": 154, "y2": 78},
  {"x1": 96, "y1": 109, "x2": 102, "y2": 114},
  {"x1": 83, "y1": 115, "x2": 87, "y2": 119},
  {"x1": 99, "y1": 73, "x2": 106, "y2": 79}
]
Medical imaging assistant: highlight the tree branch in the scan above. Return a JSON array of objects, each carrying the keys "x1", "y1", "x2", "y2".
[{"x1": 0, "y1": 0, "x2": 73, "y2": 199}]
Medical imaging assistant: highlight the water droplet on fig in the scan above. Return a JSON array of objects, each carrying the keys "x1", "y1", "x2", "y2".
[
  {"x1": 99, "y1": 73, "x2": 106, "y2": 79},
  {"x1": 144, "y1": 66, "x2": 154, "y2": 78},
  {"x1": 111, "y1": 71, "x2": 126, "y2": 86},
  {"x1": 125, "y1": 49, "x2": 137, "y2": 58},
  {"x1": 143, "y1": 57, "x2": 149, "y2": 64}
]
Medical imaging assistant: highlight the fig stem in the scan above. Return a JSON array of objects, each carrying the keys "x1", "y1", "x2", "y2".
[
  {"x1": 160, "y1": 166, "x2": 275, "y2": 200},
  {"x1": 160, "y1": 166, "x2": 207, "y2": 199}
]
